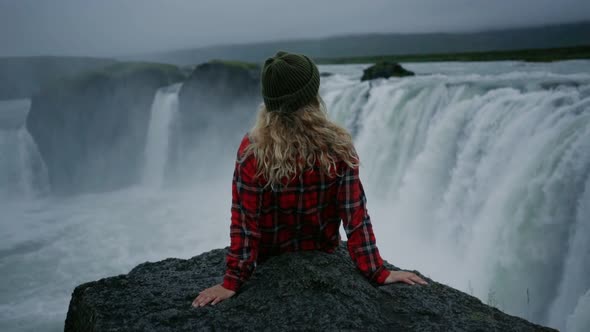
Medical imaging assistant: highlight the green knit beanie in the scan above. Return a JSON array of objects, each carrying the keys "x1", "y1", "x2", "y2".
[{"x1": 261, "y1": 50, "x2": 320, "y2": 112}]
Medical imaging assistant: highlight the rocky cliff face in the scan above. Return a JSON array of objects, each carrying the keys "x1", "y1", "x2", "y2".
[
  {"x1": 178, "y1": 60, "x2": 260, "y2": 119},
  {"x1": 361, "y1": 61, "x2": 415, "y2": 81},
  {"x1": 0, "y1": 56, "x2": 116, "y2": 100},
  {"x1": 64, "y1": 242, "x2": 555, "y2": 332},
  {"x1": 26, "y1": 62, "x2": 184, "y2": 193},
  {"x1": 23, "y1": 59, "x2": 261, "y2": 193},
  {"x1": 169, "y1": 61, "x2": 261, "y2": 179}
]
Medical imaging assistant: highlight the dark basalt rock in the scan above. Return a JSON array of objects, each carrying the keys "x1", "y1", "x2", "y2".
[
  {"x1": 361, "y1": 61, "x2": 415, "y2": 81},
  {"x1": 65, "y1": 241, "x2": 555, "y2": 332},
  {"x1": 177, "y1": 60, "x2": 261, "y2": 129},
  {"x1": 169, "y1": 60, "x2": 261, "y2": 178}
]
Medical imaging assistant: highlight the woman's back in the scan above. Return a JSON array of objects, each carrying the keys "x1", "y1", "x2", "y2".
[
  {"x1": 194, "y1": 51, "x2": 426, "y2": 308},
  {"x1": 235, "y1": 133, "x2": 345, "y2": 261},
  {"x1": 225, "y1": 127, "x2": 389, "y2": 292}
]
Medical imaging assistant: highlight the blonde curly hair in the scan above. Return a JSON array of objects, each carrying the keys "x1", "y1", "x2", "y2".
[{"x1": 241, "y1": 95, "x2": 359, "y2": 189}]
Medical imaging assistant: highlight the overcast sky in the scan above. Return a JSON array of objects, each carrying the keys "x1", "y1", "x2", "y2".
[{"x1": 1, "y1": 0, "x2": 589, "y2": 57}]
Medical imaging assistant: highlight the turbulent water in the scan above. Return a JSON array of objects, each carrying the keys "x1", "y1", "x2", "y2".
[
  {"x1": 1, "y1": 61, "x2": 589, "y2": 331},
  {"x1": 322, "y1": 61, "x2": 590, "y2": 331}
]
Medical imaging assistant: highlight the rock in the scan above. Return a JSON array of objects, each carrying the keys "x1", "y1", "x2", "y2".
[
  {"x1": 0, "y1": 56, "x2": 116, "y2": 100},
  {"x1": 177, "y1": 59, "x2": 260, "y2": 125},
  {"x1": 26, "y1": 62, "x2": 184, "y2": 194},
  {"x1": 169, "y1": 60, "x2": 261, "y2": 178},
  {"x1": 361, "y1": 61, "x2": 415, "y2": 81},
  {"x1": 65, "y1": 242, "x2": 555, "y2": 332}
]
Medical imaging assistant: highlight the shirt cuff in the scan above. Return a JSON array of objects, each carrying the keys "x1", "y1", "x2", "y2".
[
  {"x1": 222, "y1": 275, "x2": 242, "y2": 292},
  {"x1": 372, "y1": 266, "x2": 391, "y2": 285}
]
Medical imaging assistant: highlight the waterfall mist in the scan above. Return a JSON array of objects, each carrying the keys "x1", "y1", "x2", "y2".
[
  {"x1": 321, "y1": 61, "x2": 590, "y2": 331},
  {"x1": 0, "y1": 61, "x2": 589, "y2": 331},
  {"x1": 0, "y1": 99, "x2": 48, "y2": 200}
]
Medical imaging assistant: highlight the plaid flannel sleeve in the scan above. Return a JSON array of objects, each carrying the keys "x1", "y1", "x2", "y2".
[
  {"x1": 337, "y1": 164, "x2": 390, "y2": 285},
  {"x1": 222, "y1": 146, "x2": 261, "y2": 292}
]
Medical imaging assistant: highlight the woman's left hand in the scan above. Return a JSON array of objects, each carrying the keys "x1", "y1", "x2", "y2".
[
  {"x1": 384, "y1": 270, "x2": 428, "y2": 285},
  {"x1": 192, "y1": 283, "x2": 236, "y2": 307}
]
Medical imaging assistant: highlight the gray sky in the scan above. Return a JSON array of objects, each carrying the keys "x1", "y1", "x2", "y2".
[{"x1": 1, "y1": 0, "x2": 589, "y2": 57}]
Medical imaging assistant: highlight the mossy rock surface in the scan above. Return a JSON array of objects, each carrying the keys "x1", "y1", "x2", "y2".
[
  {"x1": 361, "y1": 61, "x2": 415, "y2": 81},
  {"x1": 0, "y1": 56, "x2": 117, "y2": 99},
  {"x1": 65, "y1": 241, "x2": 555, "y2": 331},
  {"x1": 43, "y1": 61, "x2": 184, "y2": 95},
  {"x1": 208, "y1": 59, "x2": 259, "y2": 71},
  {"x1": 178, "y1": 60, "x2": 260, "y2": 108}
]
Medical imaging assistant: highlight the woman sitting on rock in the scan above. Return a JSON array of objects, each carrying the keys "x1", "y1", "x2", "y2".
[{"x1": 193, "y1": 51, "x2": 427, "y2": 308}]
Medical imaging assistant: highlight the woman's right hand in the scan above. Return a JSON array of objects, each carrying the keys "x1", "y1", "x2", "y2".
[{"x1": 384, "y1": 270, "x2": 428, "y2": 285}]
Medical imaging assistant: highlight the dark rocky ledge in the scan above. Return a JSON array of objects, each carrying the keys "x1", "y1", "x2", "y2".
[
  {"x1": 64, "y1": 242, "x2": 555, "y2": 331},
  {"x1": 361, "y1": 61, "x2": 415, "y2": 81}
]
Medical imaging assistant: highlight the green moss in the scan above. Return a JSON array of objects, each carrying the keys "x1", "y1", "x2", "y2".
[
  {"x1": 42, "y1": 61, "x2": 185, "y2": 95},
  {"x1": 315, "y1": 45, "x2": 590, "y2": 64},
  {"x1": 469, "y1": 311, "x2": 494, "y2": 323},
  {"x1": 208, "y1": 59, "x2": 259, "y2": 70},
  {"x1": 100, "y1": 61, "x2": 182, "y2": 77}
]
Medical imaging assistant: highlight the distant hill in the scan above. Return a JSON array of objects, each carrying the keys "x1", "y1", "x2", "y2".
[
  {"x1": 316, "y1": 45, "x2": 590, "y2": 64},
  {"x1": 129, "y1": 22, "x2": 590, "y2": 66}
]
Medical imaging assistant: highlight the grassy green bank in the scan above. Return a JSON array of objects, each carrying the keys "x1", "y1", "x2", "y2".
[{"x1": 315, "y1": 45, "x2": 590, "y2": 64}]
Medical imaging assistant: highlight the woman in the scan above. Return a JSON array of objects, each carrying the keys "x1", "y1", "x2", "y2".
[{"x1": 192, "y1": 51, "x2": 426, "y2": 308}]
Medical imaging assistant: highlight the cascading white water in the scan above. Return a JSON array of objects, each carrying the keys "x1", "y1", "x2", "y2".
[
  {"x1": 321, "y1": 63, "x2": 590, "y2": 331},
  {"x1": 1, "y1": 61, "x2": 589, "y2": 332},
  {"x1": 556, "y1": 175, "x2": 590, "y2": 332},
  {"x1": 142, "y1": 83, "x2": 182, "y2": 187},
  {"x1": 0, "y1": 99, "x2": 48, "y2": 199}
]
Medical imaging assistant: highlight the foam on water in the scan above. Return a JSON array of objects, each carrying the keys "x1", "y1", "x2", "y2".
[{"x1": 322, "y1": 62, "x2": 590, "y2": 330}]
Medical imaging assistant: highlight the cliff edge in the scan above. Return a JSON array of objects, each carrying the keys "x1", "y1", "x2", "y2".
[{"x1": 64, "y1": 242, "x2": 555, "y2": 331}]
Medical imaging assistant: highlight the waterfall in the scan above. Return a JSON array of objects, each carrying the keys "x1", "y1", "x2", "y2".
[
  {"x1": 322, "y1": 70, "x2": 590, "y2": 331},
  {"x1": 142, "y1": 83, "x2": 182, "y2": 188},
  {"x1": 1, "y1": 62, "x2": 589, "y2": 332},
  {"x1": 566, "y1": 289, "x2": 590, "y2": 332},
  {"x1": 554, "y1": 175, "x2": 590, "y2": 330},
  {"x1": 0, "y1": 99, "x2": 48, "y2": 199}
]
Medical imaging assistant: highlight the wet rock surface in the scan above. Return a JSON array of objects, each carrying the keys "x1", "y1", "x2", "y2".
[
  {"x1": 65, "y1": 242, "x2": 555, "y2": 331},
  {"x1": 361, "y1": 61, "x2": 415, "y2": 81}
]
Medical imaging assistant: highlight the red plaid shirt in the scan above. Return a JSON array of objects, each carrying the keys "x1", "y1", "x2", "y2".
[{"x1": 222, "y1": 134, "x2": 390, "y2": 292}]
